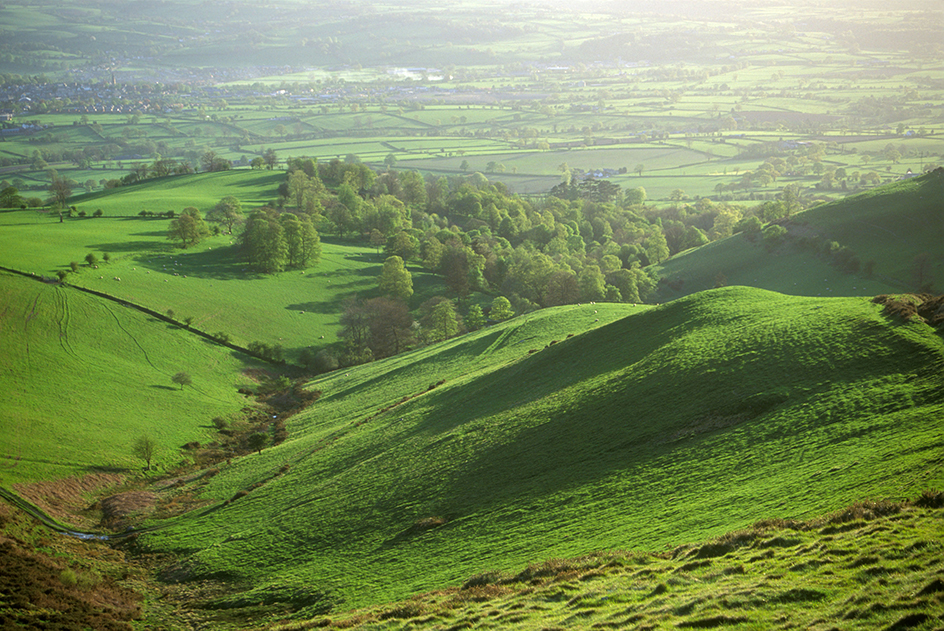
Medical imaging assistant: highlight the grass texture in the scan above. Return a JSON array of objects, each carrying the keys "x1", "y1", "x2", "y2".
[{"x1": 137, "y1": 286, "x2": 944, "y2": 615}]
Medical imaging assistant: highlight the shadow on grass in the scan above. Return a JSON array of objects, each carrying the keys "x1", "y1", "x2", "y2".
[
  {"x1": 132, "y1": 246, "x2": 259, "y2": 281},
  {"x1": 151, "y1": 385, "x2": 178, "y2": 391},
  {"x1": 85, "y1": 465, "x2": 133, "y2": 474},
  {"x1": 88, "y1": 240, "x2": 169, "y2": 253},
  {"x1": 285, "y1": 301, "x2": 341, "y2": 315}
]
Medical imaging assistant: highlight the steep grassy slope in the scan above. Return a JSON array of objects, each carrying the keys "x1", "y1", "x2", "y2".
[
  {"x1": 0, "y1": 271, "x2": 257, "y2": 486},
  {"x1": 302, "y1": 497, "x2": 944, "y2": 631},
  {"x1": 651, "y1": 169, "x2": 944, "y2": 301},
  {"x1": 138, "y1": 287, "x2": 944, "y2": 617}
]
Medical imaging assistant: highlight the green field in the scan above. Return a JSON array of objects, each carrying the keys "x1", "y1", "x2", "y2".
[
  {"x1": 0, "y1": 271, "x2": 256, "y2": 486},
  {"x1": 1, "y1": 1, "x2": 943, "y2": 628},
  {"x1": 0, "y1": 172, "x2": 449, "y2": 359},
  {"x1": 134, "y1": 286, "x2": 944, "y2": 616}
]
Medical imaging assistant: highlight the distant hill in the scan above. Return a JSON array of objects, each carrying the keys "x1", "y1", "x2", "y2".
[
  {"x1": 137, "y1": 286, "x2": 944, "y2": 616},
  {"x1": 650, "y1": 168, "x2": 944, "y2": 302}
]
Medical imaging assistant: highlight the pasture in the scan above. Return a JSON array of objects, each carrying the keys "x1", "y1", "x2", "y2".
[
  {"x1": 0, "y1": 172, "x2": 445, "y2": 359},
  {"x1": 137, "y1": 287, "x2": 944, "y2": 612},
  {"x1": 0, "y1": 271, "x2": 255, "y2": 486}
]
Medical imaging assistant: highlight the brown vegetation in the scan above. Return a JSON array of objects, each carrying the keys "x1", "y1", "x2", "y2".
[
  {"x1": 13, "y1": 472, "x2": 126, "y2": 531},
  {"x1": 0, "y1": 504, "x2": 143, "y2": 630},
  {"x1": 873, "y1": 293, "x2": 944, "y2": 328}
]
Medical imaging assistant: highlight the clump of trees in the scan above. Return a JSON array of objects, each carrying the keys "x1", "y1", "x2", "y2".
[
  {"x1": 167, "y1": 207, "x2": 210, "y2": 248},
  {"x1": 240, "y1": 207, "x2": 321, "y2": 272},
  {"x1": 247, "y1": 341, "x2": 284, "y2": 363}
]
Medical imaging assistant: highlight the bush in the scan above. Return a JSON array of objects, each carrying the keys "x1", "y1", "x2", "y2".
[
  {"x1": 69, "y1": 261, "x2": 79, "y2": 272},
  {"x1": 212, "y1": 417, "x2": 228, "y2": 430},
  {"x1": 59, "y1": 569, "x2": 78, "y2": 587},
  {"x1": 248, "y1": 341, "x2": 284, "y2": 363}
]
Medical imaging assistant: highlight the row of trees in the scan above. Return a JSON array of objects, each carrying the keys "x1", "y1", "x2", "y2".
[{"x1": 336, "y1": 291, "x2": 515, "y2": 364}]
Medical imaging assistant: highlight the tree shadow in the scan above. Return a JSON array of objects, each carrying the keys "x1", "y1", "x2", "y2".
[
  {"x1": 88, "y1": 240, "x2": 169, "y2": 253},
  {"x1": 133, "y1": 245, "x2": 259, "y2": 281},
  {"x1": 150, "y1": 385, "x2": 177, "y2": 391},
  {"x1": 285, "y1": 301, "x2": 343, "y2": 314},
  {"x1": 85, "y1": 465, "x2": 133, "y2": 474}
]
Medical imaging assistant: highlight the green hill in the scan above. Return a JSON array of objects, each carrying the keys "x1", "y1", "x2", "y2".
[
  {"x1": 0, "y1": 271, "x2": 257, "y2": 486},
  {"x1": 651, "y1": 169, "x2": 944, "y2": 302},
  {"x1": 298, "y1": 495, "x2": 944, "y2": 631},
  {"x1": 135, "y1": 286, "x2": 944, "y2": 619}
]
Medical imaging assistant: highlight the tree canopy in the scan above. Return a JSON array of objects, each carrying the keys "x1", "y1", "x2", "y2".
[{"x1": 167, "y1": 207, "x2": 210, "y2": 248}]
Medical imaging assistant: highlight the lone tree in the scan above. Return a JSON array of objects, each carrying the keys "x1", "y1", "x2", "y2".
[
  {"x1": 133, "y1": 435, "x2": 157, "y2": 471},
  {"x1": 171, "y1": 371, "x2": 192, "y2": 390},
  {"x1": 247, "y1": 432, "x2": 268, "y2": 454}
]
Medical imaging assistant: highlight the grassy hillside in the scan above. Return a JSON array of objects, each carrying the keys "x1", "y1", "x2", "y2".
[
  {"x1": 0, "y1": 271, "x2": 256, "y2": 486},
  {"x1": 298, "y1": 496, "x2": 944, "y2": 630},
  {"x1": 650, "y1": 169, "x2": 944, "y2": 302},
  {"x1": 136, "y1": 286, "x2": 944, "y2": 619}
]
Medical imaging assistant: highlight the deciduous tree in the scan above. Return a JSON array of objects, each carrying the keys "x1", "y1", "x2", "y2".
[
  {"x1": 171, "y1": 372, "x2": 192, "y2": 390},
  {"x1": 133, "y1": 435, "x2": 157, "y2": 471},
  {"x1": 378, "y1": 255, "x2": 414, "y2": 301},
  {"x1": 167, "y1": 207, "x2": 210, "y2": 248}
]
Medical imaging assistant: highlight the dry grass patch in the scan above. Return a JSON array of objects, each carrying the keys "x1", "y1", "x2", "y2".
[{"x1": 13, "y1": 472, "x2": 126, "y2": 530}]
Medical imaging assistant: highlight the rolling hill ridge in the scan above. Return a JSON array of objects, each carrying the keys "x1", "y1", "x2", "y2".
[{"x1": 134, "y1": 286, "x2": 944, "y2": 618}]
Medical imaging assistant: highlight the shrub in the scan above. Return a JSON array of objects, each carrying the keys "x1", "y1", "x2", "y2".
[
  {"x1": 69, "y1": 261, "x2": 79, "y2": 272},
  {"x1": 93, "y1": 209, "x2": 103, "y2": 217},
  {"x1": 414, "y1": 516, "x2": 447, "y2": 530},
  {"x1": 59, "y1": 569, "x2": 78, "y2": 587},
  {"x1": 913, "y1": 489, "x2": 943, "y2": 508},
  {"x1": 212, "y1": 417, "x2": 228, "y2": 430}
]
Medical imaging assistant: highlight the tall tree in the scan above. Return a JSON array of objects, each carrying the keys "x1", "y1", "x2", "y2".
[
  {"x1": 578, "y1": 264, "x2": 606, "y2": 302},
  {"x1": 281, "y1": 213, "x2": 321, "y2": 269},
  {"x1": 241, "y1": 208, "x2": 289, "y2": 272},
  {"x1": 378, "y1": 255, "x2": 414, "y2": 301},
  {"x1": 133, "y1": 435, "x2": 157, "y2": 471},
  {"x1": 167, "y1": 207, "x2": 210, "y2": 248},
  {"x1": 490, "y1": 296, "x2": 514, "y2": 321},
  {"x1": 48, "y1": 175, "x2": 72, "y2": 206},
  {"x1": 422, "y1": 298, "x2": 459, "y2": 343},
  {"x1": 208, "y1": 195, "x2": 243, "y2": 234}
]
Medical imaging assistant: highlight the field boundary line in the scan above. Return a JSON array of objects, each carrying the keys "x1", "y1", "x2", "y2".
[{"x1": 0, "y1": 266, "x2": 296, "y2": 368}]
